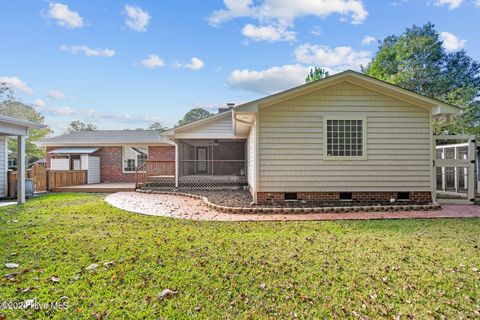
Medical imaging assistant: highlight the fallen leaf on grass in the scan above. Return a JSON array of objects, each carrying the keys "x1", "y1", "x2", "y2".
[
  {"x1": 5, "y1": 263, "x2": 19, "y2": 269},
  {"x1": 103, "y1": 261, "x2": 114, "y2": 267},
  {"x1": 86, "y1": 264, "x2": 98, "y2": 270},
  {"x1": 158, "y1": 289, "x2": 178, "y2": 301}
]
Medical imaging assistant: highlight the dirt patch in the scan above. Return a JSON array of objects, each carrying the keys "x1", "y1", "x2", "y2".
[
  {"x1": 181, "y1": 189, "x2": 430, "y2": 208},
  {"x1": 181, "y1": 189, "x2": 254, "y2": 207}
]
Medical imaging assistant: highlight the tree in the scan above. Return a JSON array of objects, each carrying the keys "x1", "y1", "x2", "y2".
[
  {"x1": 177, "y1": 108, "x2": 212, "y2": 127},
  {"x1": 65, "y1": 120, "x2": 97, "y2": 133},
  {"x1": 148, "y1": 122, "x2": 167, "y2": 131},
  {"x1": 362, "y1": 23, "x2": 480, "y2": 135},
  {"x1": 0, "y1": 84, "x2": 52, "y2": 162},
  {"x1": 305, "y1": 67, "x2": 330, "y2": 83}
]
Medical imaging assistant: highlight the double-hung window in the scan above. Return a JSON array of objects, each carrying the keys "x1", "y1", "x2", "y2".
[
  {"x1": 123, "y1": 146, "x2": 148, "y2": 172},
  {"x1": 324, "y1": 116, "x2": 366, "y2": 159}
]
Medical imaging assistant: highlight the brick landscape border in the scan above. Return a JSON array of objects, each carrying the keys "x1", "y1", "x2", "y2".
[{"x1": 136, "y1": 189, "x2": 441, "y2": 214}]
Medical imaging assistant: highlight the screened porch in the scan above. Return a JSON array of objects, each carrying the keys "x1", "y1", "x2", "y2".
[{"x1": 177, "y1": 139, "x2": 247, "y2": 189}]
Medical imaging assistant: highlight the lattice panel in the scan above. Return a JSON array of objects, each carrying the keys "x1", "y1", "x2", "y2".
[
  {"x1": 178, "y1": 180, "x2": 247, "y2": 190},
  {"x1": 139, "y1": 176, "x2": 248, "y2": 190}
]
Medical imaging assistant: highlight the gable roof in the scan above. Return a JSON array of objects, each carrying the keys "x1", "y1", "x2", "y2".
[
  {"x1": 234, "y1": 70, "x2": 461, "y2": 117},
  {"x1": 38, "y1": 130, "x2": 174, "y2": 146}
]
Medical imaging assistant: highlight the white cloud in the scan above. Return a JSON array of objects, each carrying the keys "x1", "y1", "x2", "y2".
[
  {"x1": 475, "y1": 0, "x2": 480, "y2": 7},
  {"x1": 125, "y1": 5, "x2": 151, "y2": 32},
  {"x1": 242, "y1": 24, "x2": 296, "y2": 42},
  {"x1": 140, "y1": 55, "x2": 165, "y2": 68},
  {"x1": 47, "y1": 89, "x2": 67, "y2": 100},
  {"x1": 361, "y1": 35, "x2": 376, "y2": 46},
  {"x1": 42, "y1": 106, "x2": 164, "y2": 125},
  {"x1": 209, "y1": 0, "x2": 368, "y2": 26},
  {"x1": 60, "y1": 45, "x2": 115, "y2": 57},
  {"x1": 175, "y1": 57, "x2": 205, "y2": 71},
  {"x1": 46, "y1": 2, "x2": 84, "y2": 28},
  {"x1": 294, "y1": 44, "x2": 371, "y2": 72},
  {"x1": 440, "y1": 31, "x2": 466, "y2": 52},
  {"x1": 434, "y1": 0, "x2": 463, "y2": 9},
  {"x1": 42, "y1": 106, "x2": 76, "y2": 116},
  {"x1": 0, "y1": 76, "x2": 33, "y2": 94},
  {"x1": 32, "y1": 99, "x2": 45, "y2": 108},
  {"x1": 185, "y1": 57, "x2": 205, "y2": 70},
  {"x1": 228, "y1": 64, "x2": 312, "y2": 95}
]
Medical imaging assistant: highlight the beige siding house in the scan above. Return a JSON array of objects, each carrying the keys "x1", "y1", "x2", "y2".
[{"x1": 163, "y1": 70, "x2": 460, "y2": 204}]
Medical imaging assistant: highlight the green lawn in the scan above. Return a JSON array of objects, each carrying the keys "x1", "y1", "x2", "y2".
[{"x1": 0, "y1": 193, "x2": 479, "y2": 319}]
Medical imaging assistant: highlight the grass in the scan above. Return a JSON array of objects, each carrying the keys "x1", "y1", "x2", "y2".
[{"x1": 0, "y1": 193, "x2": 479, "y2": 319}]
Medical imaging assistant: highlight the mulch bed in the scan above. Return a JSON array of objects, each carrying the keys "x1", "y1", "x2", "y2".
[{"x1": 178, "y1": 189, "x2": 431, "y2": 208}]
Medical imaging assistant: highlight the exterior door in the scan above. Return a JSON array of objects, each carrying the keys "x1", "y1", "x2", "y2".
[
  {"x1": 434, "y1": 135, "x2": 476, "y2": 204},
  {"x1": 196, "y1": 147, "x2": 208, "y2": 173}
]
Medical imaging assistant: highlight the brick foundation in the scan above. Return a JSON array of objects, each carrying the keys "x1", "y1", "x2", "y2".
[
  {"x1": 256, "y1": 191, "x2": 432, "y2": 205},
  {"x1": 46, "y1": 145, "x2": 175, "y2": 183}
]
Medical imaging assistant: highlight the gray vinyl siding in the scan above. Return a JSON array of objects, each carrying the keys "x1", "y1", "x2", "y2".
[
  {"x1": 258, "y1": 81, "x2": 431, "y2": 192},
  {"x1": 0, "y1": 137, "x2": 7, "y2": 197},
  {"x1": 181, "y1": 115, "x2": 232, "y2": 135},
  {"x1": 247, "y1": 122, "x2": 256, "y2": 193}
]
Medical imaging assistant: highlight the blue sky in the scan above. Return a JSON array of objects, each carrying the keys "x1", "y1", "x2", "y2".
[{"x1": 1, "y1": 0, "x2": 479, "y2": 133}]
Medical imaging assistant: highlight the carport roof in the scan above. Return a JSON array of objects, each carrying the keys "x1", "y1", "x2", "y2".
[{"x1": 48, "y1": 147, "x2": 100, "y2": 154}]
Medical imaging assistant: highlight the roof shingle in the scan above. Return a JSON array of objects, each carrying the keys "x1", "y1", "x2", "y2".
[{"x1": 39, "y1": 130, "x2": 172, "y2": 145}]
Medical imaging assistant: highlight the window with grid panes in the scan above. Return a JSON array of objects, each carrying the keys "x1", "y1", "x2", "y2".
[{"x1": 326, "y1": 119, "x2": 364, "y2": 157}]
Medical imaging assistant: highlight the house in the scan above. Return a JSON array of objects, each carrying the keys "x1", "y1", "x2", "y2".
[
  {"x1": 159, "y1": 70, "x2": 460, "y2": 204},
  {"x1": 0, "y1": 114, "x2": 45, "y2": 203},
  {"x1": 38, "y1": 130, "x2": 175, "y2": 183}
]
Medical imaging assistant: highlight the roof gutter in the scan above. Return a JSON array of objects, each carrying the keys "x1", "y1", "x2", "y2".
[{"x1": 233, "y1": 111, "x2": 255, "y2": 127}]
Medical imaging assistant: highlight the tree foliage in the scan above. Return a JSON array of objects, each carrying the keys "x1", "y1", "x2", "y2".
[
  {"x1": 305, "y1": 67, "x2": 330, "y2": 83},
  {"x1": 148, "y1": 122, "x2": 167, "y2": 131},
  {"x1": 0, "y1": 84, "x2": 52, "y2": 162},
  {"x1": 362, "y1": 23, "x2": 480, "y2": 135},
  {"x1": 65, "y1": 120, "x2": 97, "y2": 134},
  {"x1": 177, "y1": 108, "x2": 212, "y2": 127}
]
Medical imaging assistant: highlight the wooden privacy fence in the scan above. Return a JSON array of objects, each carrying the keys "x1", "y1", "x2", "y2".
[
  {"x1": 29, "y1": 164, "x2": 47, "y2": 192},
  {"x1": 8, "y1": 165, "x2": 87, "y2": 196},
  {"x1": 48, "y1": 170, "x2": 87, "y2": 189},
  {"x1": 8, "y1": 164, "x2": 48, "y2": 196}
]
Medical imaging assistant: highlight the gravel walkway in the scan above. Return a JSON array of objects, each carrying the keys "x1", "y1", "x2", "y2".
[{"x1": 105, "y1": 192, "x2": 480, "y2": 221}]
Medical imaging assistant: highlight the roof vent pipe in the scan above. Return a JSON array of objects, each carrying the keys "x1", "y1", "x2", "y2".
[{"x1": 218, "y1": 103, "x2": 235, "y2": 113}]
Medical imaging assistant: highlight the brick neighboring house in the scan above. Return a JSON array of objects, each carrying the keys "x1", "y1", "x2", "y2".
[{"x1": 39, "y1": 130, "x2": 175, "y2": 183}]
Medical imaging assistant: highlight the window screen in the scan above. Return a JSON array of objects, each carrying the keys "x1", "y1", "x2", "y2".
[
  {"x1": 326, "y1": 119, "x2": 364, "y2": 157},
  {"x1": 123, "y1": 147, "x2": 148, "y2": 172}
]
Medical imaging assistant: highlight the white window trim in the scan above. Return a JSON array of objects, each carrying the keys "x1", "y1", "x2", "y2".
[
  {"x1": 323, "y1": 115, "x2": 367, "y2": 161},
  {"x1": 122, "y1": 146, "x2": 148, "y2": 173}
]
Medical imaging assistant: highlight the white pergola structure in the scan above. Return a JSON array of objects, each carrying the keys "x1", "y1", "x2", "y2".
[
  {"x1": 0, "y1": 115, "x2": 45, "y2": 204},
  {"x1": 436, "y1": 143, "x2": 469, "y2": 192}
]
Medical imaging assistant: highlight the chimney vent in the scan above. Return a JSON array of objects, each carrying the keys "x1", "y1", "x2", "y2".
[{"x1": 218, "y1": 103, "x2": 235, "y2": 113}]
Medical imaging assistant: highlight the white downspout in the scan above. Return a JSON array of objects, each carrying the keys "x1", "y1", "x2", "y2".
[{"x1": 174, "y1": 141, "x2": 179, "y2": 188}]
